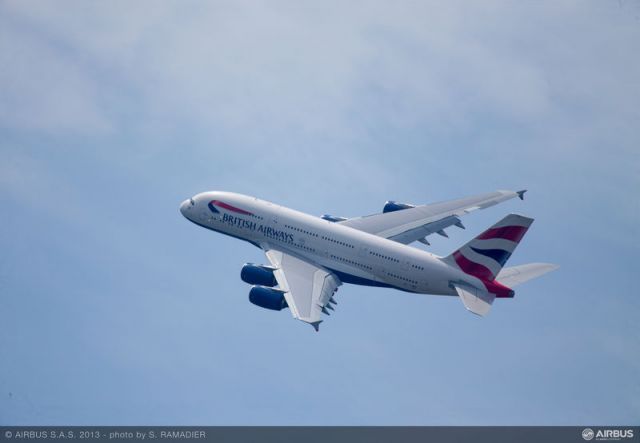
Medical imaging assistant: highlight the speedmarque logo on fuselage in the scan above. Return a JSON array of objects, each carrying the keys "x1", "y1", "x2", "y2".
[{"x1": 221, "y1": 213, "x2": 293, "y2": 243}]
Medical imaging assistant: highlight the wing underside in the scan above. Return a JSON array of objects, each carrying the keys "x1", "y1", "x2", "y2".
[{"x1": 264, "y1": 247, "x2": 340, "y2": 330}]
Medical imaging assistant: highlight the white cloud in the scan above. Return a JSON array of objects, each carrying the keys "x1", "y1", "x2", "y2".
[
  {"x1": 0, "y1": 16, "x2": 112, "y2": 134},
  {"x1": 2, "y1": 1, "x2": 638, "y2": 147},
  {"x1": 1, "y1": 0, "x2": 639, "y2": 210},
  {"x1": 1, "y1": 1, "x2": 639, "y2": 426}
]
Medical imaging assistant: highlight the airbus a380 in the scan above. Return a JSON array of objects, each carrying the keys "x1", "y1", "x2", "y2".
[{"x1": 180, "y1": 190, "x2": 557, "y2": 331}]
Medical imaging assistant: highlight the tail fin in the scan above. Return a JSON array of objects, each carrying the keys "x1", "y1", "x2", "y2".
[{"x1": 444, "y1": 213, "x2": 533, "y2": 282}]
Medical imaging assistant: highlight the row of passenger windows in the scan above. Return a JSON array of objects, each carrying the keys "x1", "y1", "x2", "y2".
[
  {"x1": 276, "y1": 224, "x2": 425, "y2": 275},
  {"x1": 294, "y1": 242, "x2": 316, "y2": 253},
  {"x1": 282, "y1": 224, "x2": 355, "y2": 250},
  {"x1": 330, "y1": 255, "x2": 373, "y2": 271},
  {"x1": 369, "y1": 251, "x2": 400, "y2": 263},
  {"x1": 323, "y1": 236, "x2": 355, "y2": 248},
  {"x1": 387, "y1": 272, "x2": 418, "y2": 286},
  {"x1": 370, "y1": 250, "x2": 424, "y2": 272},
  {"x1": 284, "y1": 224, "x2": 319, "y2": 237},
  {"x1": 280, "y1": 225, "x2": 424, "y2": 279}
]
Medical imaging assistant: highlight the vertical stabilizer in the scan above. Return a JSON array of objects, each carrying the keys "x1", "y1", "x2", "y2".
[{"x1": 445, "y1": 214, "x2": 533, "y2": 282}]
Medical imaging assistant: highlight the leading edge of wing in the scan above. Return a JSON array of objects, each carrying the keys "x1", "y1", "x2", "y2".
[{"x1": 340, "y1": 189, "x2": 525, "y2": 239}]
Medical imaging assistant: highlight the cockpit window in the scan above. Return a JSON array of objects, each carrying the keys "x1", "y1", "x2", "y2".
[{"x1": 190, "y1": 198, "x2": 195, "y2": 206}]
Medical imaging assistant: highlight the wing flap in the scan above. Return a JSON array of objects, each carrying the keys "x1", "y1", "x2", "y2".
[{"x1": 387, "y1": 215, "x2": 464, "y2": 245}]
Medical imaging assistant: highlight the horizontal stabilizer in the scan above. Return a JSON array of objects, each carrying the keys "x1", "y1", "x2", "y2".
[
  {"x1": 452, "y1": 283, "x2": 495, "y2": 316},
  {"x1": 497, "y1": 263, "x2": 559, "y2": 287}
]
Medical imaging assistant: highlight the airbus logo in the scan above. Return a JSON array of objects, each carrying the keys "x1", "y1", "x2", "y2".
[{"x1": 582, "y1": 428, "x2": 634, "y2": 441}]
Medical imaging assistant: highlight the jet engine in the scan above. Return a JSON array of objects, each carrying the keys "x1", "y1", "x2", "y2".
[
  {"x1": 382, "y1": 201, "x2": 416, "y2": 213},
  {"x1": 321, "y1": 214, "x2": 348, "y2": 222},
  {"x1": 240, "y1": 263, "x2": 277, "y2": 287},
  {"x1": 249, "y1": 286, "x2": 288, "y2": 311}
]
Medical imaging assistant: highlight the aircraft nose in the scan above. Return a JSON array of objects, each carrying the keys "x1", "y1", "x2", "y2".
[{"x1": 179, "y1": 199, "x2": 191, "y2": 217}]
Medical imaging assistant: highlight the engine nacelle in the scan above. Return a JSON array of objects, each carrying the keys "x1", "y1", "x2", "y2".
[
  {"x1": 249, "y1": 286, "x2": 288, "y2": 311},
  {"x1": 321, "y1": 214, "x2": 348, "y2": 222},
  {"x1": 240, "y1": 264, "x2": 277, "y2": 287},
  {"x1": 382, "y1": 201, "x2": 415, "y2": 213}
]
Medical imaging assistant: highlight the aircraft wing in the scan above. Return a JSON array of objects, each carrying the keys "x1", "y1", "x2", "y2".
[
  {"x1": 264, "y1": 247, "x2": 341, "y2": 331},
  {"x1": 339, "y1": 190, "x2": 525, "y2": 244}
]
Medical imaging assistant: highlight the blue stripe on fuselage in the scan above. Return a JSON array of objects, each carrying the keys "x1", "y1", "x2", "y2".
[
  {"x1": 208, "y1": 202, "x2": 220, "y2": 214},
  {"x1": 327, "y1": 268, "x2": 393, "y2": 288},
  {"x1": 327, "y1": 268, "x2": 416, "y2": 292}
]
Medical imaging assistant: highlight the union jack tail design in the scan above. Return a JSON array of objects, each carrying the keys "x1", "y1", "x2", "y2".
[{"x1": 445, "y1": 214, "x2": 534, "y2": 283}]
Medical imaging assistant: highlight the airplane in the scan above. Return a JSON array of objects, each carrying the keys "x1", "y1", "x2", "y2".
[{"x1": 179, "y1": 190, "x2": 558, "y2": 331}]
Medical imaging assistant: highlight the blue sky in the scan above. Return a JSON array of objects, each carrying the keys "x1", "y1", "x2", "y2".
[{"x1": 1, "y1": 1, "x2": 638, "y2": 425}]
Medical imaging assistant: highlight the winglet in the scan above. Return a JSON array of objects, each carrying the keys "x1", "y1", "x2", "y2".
[{"x1": 517, "y1": 189, "x2": 527, "y2": 200}]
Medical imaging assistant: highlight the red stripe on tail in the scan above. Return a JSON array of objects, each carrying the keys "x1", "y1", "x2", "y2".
[
  {"x1": 476, "y1": 225, "x2": 528, "y2": 243},
  {"x1": 454, "y1": 252, "x2": 514, "y2": 296},
  {"x1": 483, "y1": 279, "x2": 514, "y2": 298},
  {"x1": 453, "y1": 251, "x2": 494, "y2": 281}
]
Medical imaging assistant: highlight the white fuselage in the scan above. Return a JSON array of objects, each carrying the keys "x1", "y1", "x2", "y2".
[{"x1": 180, "y1": 191, "x2": 471, "y2": 296}]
